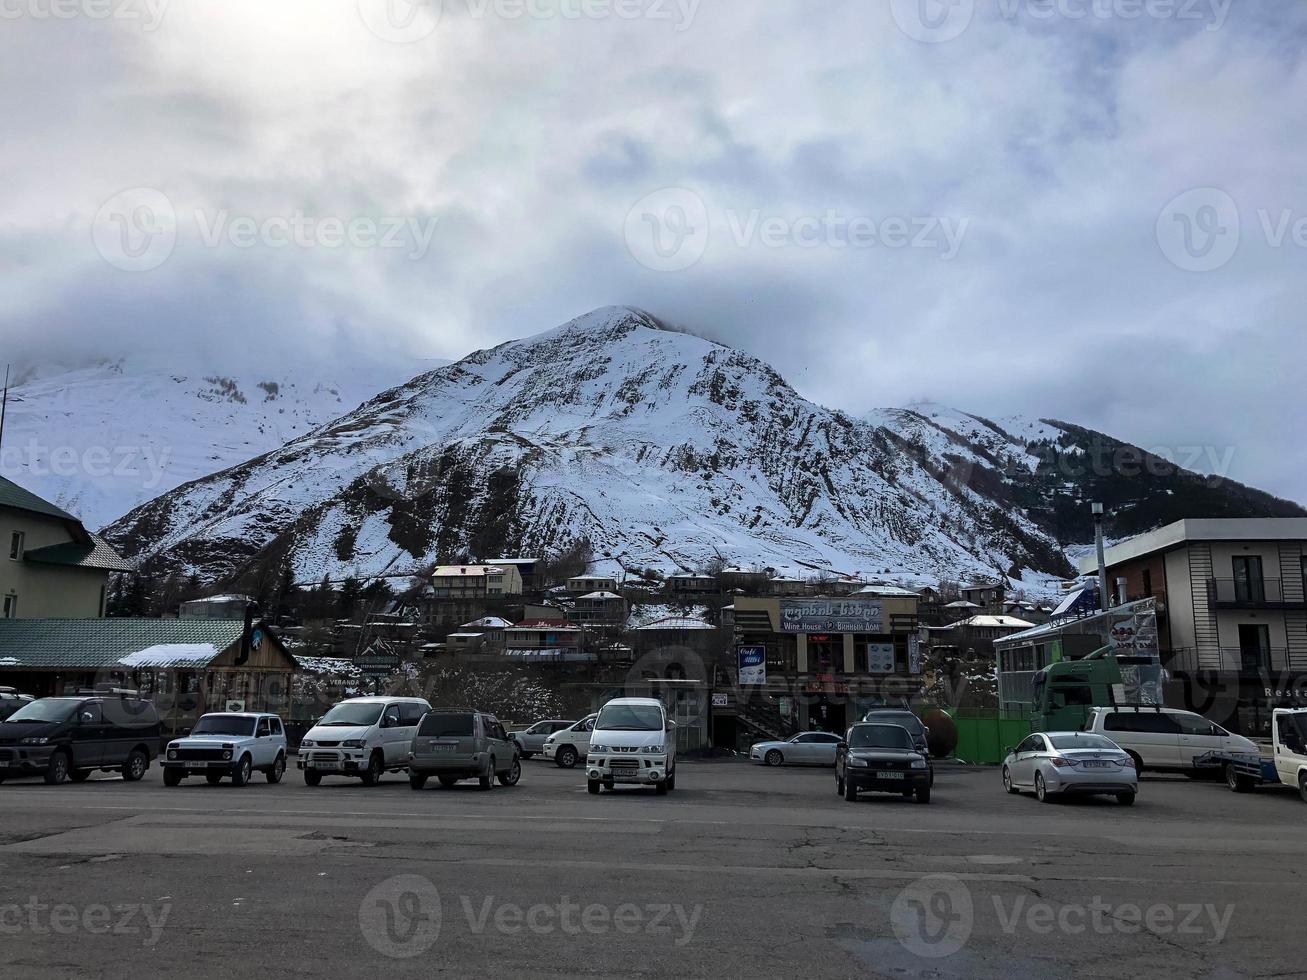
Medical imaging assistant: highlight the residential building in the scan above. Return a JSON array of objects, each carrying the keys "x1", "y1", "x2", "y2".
[
  {"x1": 502, "y1": 619, "x2": 589, "y2": 662},
  {"x1": 488, "y1": 557, "x2": 543, "y2": 592},
  {"x1": 179, "y1": 594, "x2": 252, "y2": 619},
  {"x1": 430, "y1": 564, "x2": 523, "y2": 599},
  {"x1": 0, "y1": 476, "x2": 131, "y2": 619},
  {"x1": 926, "y1": 614, "x2": 1037, "y2": 661},
  {"x1": 566, "y1": 575, "x2": 619, "y2": 594},
  {"x1": 1082, "y1": 518, "x2": 1307, "y2": 734},
  {"x1": 960, "y1": 580, "x2": 1006, "y2": 612},
  {"x1": 666, "y1": 573, "x2": 717, "y2": 596},
  {"x1": 571, "y1": 591, "x2": 627, "y2": 626}
]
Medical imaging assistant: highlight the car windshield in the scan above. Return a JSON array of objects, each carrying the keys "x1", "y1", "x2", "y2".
[
  {"x1": 3, "y1": 699, "x2": 80, "y2": 724},
  {"x1": 1048, "y1": 734, "x2": 1119, "y2": 751},
  {"x1": 865, "y1": 711, "x2": 923, "y2": 734},
  {"x1": 192, "y1": 714, "x2": 257, "y2": 736},
  {"x1": 848, "y1": 724, "x2": 912, "y2": 750},
  {"x1": 318, "y1": 703, "x2": 384, "y2": 727},
  {"x1": 419, "y1": 712, "x2": 474, "y2": 737},
  {"x1": 595, "y1": 703, "x2": 663, "y2": 732}
]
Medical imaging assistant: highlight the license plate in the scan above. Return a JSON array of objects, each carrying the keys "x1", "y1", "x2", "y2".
[
  {"x1": 0, "y1": 761, "x2": 9, "y2": 767},
  {"x1": 1082, "y1": 761, "x2": 1110, "y2": 768},
  {"x1": 430, "y1": 743, "x2": 455, "y2": 753},
  {"x1": 875, "y1": 771, "x2": 905, "y2": 780},
  {"x1": 310, "y1": 761, "x2": 336, "y2": 769},
  {"x1": 185, "y1": 761, "x2": 209, "y2": 769}
]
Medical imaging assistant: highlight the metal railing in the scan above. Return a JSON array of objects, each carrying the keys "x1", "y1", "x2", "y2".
[
  {"x1": 1165, "y1": 647, "x2": 1293, "y2": 673},
  {"x1": 1207, "y1": 578, "x2": 1305, "y2": 608}
]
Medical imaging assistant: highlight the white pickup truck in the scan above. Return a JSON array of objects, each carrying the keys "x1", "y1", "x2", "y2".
[{"x1": 1195, "y1": 707, "x2": 1307, "y2": 800}]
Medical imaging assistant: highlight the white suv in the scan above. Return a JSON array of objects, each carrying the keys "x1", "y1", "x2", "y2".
[
  {"x1": 1084, "y1": 706, "x2": 1257, "y2": 774},
  {"x1": 585, "y1": 698, "x2": 677, "y2": 795},
  {"x1": 298, "y1": 696, "x2": 431, "y2": 785},
  {"x1": 163, "y1": 712, "x2": 287, "y2": 786},
  {"x1": 542, "y1": 713, "x2": 597, "y2": 768}
]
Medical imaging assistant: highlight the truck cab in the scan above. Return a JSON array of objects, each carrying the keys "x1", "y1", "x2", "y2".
[{"x1": 1272, "y1": 708, "x2": 1307, "y2": 801}]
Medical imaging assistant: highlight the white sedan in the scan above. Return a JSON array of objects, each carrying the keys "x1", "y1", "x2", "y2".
[
  {"x1": 750, "y1": 732, "x2": 843, "y2": 767},
  {"x1": 1002, "y1": 731, "x2": 1137, "y2": 805}
]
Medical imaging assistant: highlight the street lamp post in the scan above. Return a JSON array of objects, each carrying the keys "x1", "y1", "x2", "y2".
[{"x1": 1092, "y1": 502, "x2": 1108, "y2": 612}]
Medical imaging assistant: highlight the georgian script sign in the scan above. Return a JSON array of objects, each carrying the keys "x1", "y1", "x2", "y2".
[{"x1": 779, "y1": 598, "x2": 883, "y2": 634}]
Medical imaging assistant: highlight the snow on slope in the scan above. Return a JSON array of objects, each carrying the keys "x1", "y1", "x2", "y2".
[
  {"x1": 106, "y1": 307, "x2": 1072, "y2": 586},
  {"x1": 0, "y1": 355, "x2": 440, "y2": 529}
]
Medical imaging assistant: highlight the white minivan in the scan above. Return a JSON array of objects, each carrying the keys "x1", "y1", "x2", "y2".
[
  {"x1": 585, "y1": 697, "x2": 676, "y2": 795},
  {"x1": 298, "y1": 696, "x2": 431, "y2": 785},
  {"x1": 1084, "y1": 706, "x2": 1257, "y2": 774}
]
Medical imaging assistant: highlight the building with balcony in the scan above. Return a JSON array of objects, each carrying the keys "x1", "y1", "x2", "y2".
[
  {"x1": 570, "y1": 591, "x2": 627, "y2": 626},
  {"x1": 565, "y1": 575, "x2": 619, "y2": 594},
  {"x1": 1083, "y1": 518, "x2": 1307, "y2": 735}
]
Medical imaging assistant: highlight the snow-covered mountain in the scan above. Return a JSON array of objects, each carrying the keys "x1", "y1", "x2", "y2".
[
  {"x1": 0, "y1": 355, "x2": 437, "y2": 528},
  {"x1": 102, "y1": 307, "x2": 1304, "y2": 588}
]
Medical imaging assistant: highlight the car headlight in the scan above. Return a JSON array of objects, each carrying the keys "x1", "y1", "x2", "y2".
[
  {"x1": 911, "y1": 759, "x2": 928, "y2": 769},
  {"x1": 848, "y1": 757, "x2": 869, "y2": 767},
  {"x1": 222, "y1": 750, "x2": 233, "y2": 760},
  {"x1": 589, "y1": 744, "x2": 610, "y2": 753},
  {"x1": 167, "y1": 749, "x2": 178, "y2": 760},
  {"x1": 643, "y1": 745, "x2": 664, "y2": 754},
  {"x1": 301, "y1": 739, "x2": 315, "y2": 747},
  {"x1": 342, "y1": 739, "x2": 366, "y2": 749},
  {"x1": 20, "y1": 736, "x2": 50, "y2": 745}
]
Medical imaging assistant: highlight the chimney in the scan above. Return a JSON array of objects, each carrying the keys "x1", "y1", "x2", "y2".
[{"x1": 1115, "y1": 577, "x2": 1128, "y2": 607}]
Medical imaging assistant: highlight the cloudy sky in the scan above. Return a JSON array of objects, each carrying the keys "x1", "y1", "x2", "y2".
[{"x1": 2, "y1": 0, "x2": 1305, "y2": 502}]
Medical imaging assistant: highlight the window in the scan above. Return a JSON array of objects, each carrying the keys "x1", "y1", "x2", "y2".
[
  {"x1": 77, "y1": 702, "x2": 103, "y2": 724},
  {"x1": 1232, "y1": 555, "x2": 1265, "y2": 603},
  {"x1": 256, "y1": 718, "x2": 273, "y2": 737},
  {"x1": 399, "y1": 702, "x2": 426, "y2": 726},
  {"x1": 271, "y1": 718, "x2": 283, "y2": 736},
  {"x1": 419, "y1": 712, "x2": 474, "y2": 737},
  {"x1": 1141, "y1": 567, "x2": 1152, "y2": 597},
  {"x1": 2, "y1": 594, "x2": 15, "y2": 619},
  {"x1": 1176, "y1": 713, "x2": 1222, "y2": 737},
  {"x1": 8, "y1": 531, "x2": 23, "y2": 560},
  {"x1": 1104, "y1": 711, "x2": 1180, "y2": 734}
]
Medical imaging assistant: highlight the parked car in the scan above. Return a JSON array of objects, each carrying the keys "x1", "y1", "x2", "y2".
[
  {"x1": 861, "y1": 708, "x2": 930, "y2": 757},
  {"x1": 1003, "y1": 731, "x2": 1136, "y2": 804},
  {"x1": 0, "y1": 687, "x2": 34, "y2": 722},
  {"x1": 408, "y1": 709, "x2": 521, "y2": 790},
  {"x1": 0, "y1": 693, "x2": 160, "y2": 785},
  {"x1": 1194, "y1": 707, "x2": 1307, "y2": 799},
  {"x1": 835, "y1": 723, "x2": 931, "y2": 804},
  {"x1": 542, "y1": 713, "x2": 597, "y2": 768},
  {"x1": 1082, "y1": 706, "x2": 1257, "y2": 774},
  {"x1": 162, "y1": 712, "x2": 288, "y2": 786},
  {"x1": 509, "y1": 719, "x2": 575, "y2": 759},
  {"x1": 585, "y1": 697, "x2": 676, "y2": 795},
  {"x1": 298, "y1": 696, "x2": 431, "y2": 785},
  {"x1": 749, "y1": 731, "x2": 842, "y2": 767}
]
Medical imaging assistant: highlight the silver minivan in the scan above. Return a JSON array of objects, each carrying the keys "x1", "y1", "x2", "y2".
[{"x1": 409, "y1": 709, "x2": 521, "y2": 790}]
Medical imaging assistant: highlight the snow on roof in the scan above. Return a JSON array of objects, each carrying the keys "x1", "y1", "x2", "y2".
[
  {"x1": 446, "y1": 632, "x2": 485, "y2": 639},
  {"x1": 952, "y1": 615, "x2": 1036, "y2": 630},
  {"x1": 118, "y1": 643, "x2": 219, "y2": 668},
  {"x1": 854, "y1": 584, "x2": 920, "y2": 597},
  {"x1": 944, "y1": 600, "x2": 982, "y2": 609},
  {"x1": 579, "y1": 591, "x2": 623, "y2": 600},
  {"x1": 632, "y1": 616, "x2": 715, "y2": 631},
  {"x1": 432, "y1": 565, "x2": 505, "y2": 577},
  {"x1": 460, "y1": 616, "x2": 514, "y2": 629},
  {"x1": 186, "y1": 594, "x2": 251, "y2": 605}
]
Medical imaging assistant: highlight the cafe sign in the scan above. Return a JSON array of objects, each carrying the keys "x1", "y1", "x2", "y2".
[{"x1": 779, "y1": 598, "x2": 882, "y2": 634}]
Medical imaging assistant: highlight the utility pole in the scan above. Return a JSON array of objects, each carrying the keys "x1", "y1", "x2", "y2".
[
  {"x1": 1092, "y1": 501, "x2": 1109, "y2": 611},
  {"x1": 0, "y1": 364, "x2": 9, "y2": 457}
]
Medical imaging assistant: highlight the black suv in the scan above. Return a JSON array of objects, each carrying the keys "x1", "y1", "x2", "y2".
[
  {"x1": 0, "y1": 694, "x2": 161, "y2": 784},
  {"x1": 0, "y1": 687, "x2": 34, "y2": 721}
]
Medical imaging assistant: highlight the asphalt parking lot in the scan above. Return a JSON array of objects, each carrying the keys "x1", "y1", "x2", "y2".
[{"x1": 1, "y1": 757, "x2": 1304, "y2": 979}]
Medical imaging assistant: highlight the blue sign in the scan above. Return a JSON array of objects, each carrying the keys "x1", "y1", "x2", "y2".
[{"x1": 737, "y1": 645, "x2": 766, "y2": 685}]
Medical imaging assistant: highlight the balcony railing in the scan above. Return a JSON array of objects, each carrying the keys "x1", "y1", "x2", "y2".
[
  {"x1": 1207, "y1": 578, "x2": 1306, "y2": 609},
  {"x1": 1165, "y1": 647, "x2": 1293, "y2": 673}
]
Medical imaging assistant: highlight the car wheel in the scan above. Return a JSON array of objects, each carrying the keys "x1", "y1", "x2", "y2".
[
  {"x1": 121, "y1": 748, "x2": 149, "y2": 782},
  {"x1": 587, "y1": 779, "x2": 600, "y2": 795},
  {"x1": 915, "y1": 786, "x2": 931, "y2": 804},
  {"x1": 1116, "y1": 792, "x2": 1136, "y2": 806},
  {"x1": 1299, "y1": 773, "x2": 1307, "y2": 804},
  {"x1": 1002, "y1": 766, "x2": 1019, "y2": 795},
  {"x1": 521, "y1": 752, "x2": 534, "y2": 760},
  {"x1": 835, "y1": 773, "x2": 845, "y2": 796},
  {"x1": 556, "y1": 745, "x2": 578, "y2": 769},
  {"x1": 206, "y1": 773, "x2": 224, "y2": 785},
  {"x1": 764, "y1": 749, "x2": 783, "y2": 767},
  {"x1": 438, "y1": 775, "x2": 459, "y2": 788},
  {"x1": 69, "y1": 769, "x2": 92, "y2": 783},
  {"x1": 479, "y1": 757, "x2": 495, "y2": 790},
  {"x1": 666, "y1": 769, "x2": 675, "y2": 792},
  {"x1": 1035, "y1": 772, "x2": 1055, "y2": 803},
  {"x1": 163, "y1": 769, "x2": 183, "y2": 787},
  {"x1": 43, "y1": 750, "x2": 71, "y2": 785},
  {"x1": 1225, "y1": 764, "x2": 1255, "y2": 793},
  {"x1": 843, "y1": 777, "x2": 857, "y2": 802},
  {"x1": 231, "y1": 755, "x2": 252, "y2": 787},
  {"x1": 498, "y1": 758, "x2": 522, "y2": 787},
  {"x1": 603, "y1": 778, "x2": 614, "y2": 791},
  {"x1": 304, "y1": 769, "x2": 322, "y2": 786},
  {"x1": 360, "y1": 752, "x2": 384, "y2": 786},
  {"x1": 409, "y1": 772, "x2": 428, "y2": 790},
  {"x1": 266, "y1": 754, "x2": 286, "y2": 784},
  {"x1": 655, "y1": 779, "x2": 669, "y2": 795}
]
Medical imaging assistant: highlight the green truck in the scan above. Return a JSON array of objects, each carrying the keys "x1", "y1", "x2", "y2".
[{"x1": 1031, "y1": 647, "x2": 1166, "y2": 732}]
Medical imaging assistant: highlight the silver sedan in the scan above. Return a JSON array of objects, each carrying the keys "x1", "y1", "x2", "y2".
[
  {"x1": 1002, "y1": 731, "x2": 1138, "y2": 805},
  {"x1": 750, "y1": 731, "x2": 843, "y2": 767}
]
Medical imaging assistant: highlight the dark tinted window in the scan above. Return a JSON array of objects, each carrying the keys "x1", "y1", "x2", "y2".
[
  {"x1": 419, "y1": 712, "x2": 475, "y2": 737},
  {"x1": 399, "y1": 702, "x2": 427, "y2": 726},
  {"x1": 848, "y1": 724, "x2": 912, "y2": 749},
  {"x1": 1176, "y1": 714, "x2": 1220, "y2": 736},
  {"x1": 1105, "y1": 712, "x2": 1180, "y2": 734},
  {"x1": 195, "y1": 714, "x2": 257, "y2": 736},
  {"x1": 102, "y1": 698, "x2": 157, "y2": 728},
  {"x1": 865, "y1": 711, "x2": 924, "y2": 735}
]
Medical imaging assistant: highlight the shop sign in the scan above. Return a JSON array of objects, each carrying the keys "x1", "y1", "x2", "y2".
[
  {"x1": 737, "y1": 645, "x2": 766, "y2": 685},
  {"x1": 780, "y1": 598, "x2": 882, "y2": 633},
  {"x1": 866, "y1": 642, "x2": 895, "y2": 674}
]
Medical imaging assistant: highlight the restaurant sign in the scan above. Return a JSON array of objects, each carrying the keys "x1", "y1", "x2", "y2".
[{"x1": 779, "y1": 598, "x2": 882, "y2": 634}]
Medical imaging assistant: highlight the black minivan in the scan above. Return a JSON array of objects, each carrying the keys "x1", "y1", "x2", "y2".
[{"x1": 0, "y1": 694, "x2": 161, "y2": 784}]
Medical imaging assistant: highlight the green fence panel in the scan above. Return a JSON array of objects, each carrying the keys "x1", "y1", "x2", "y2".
[{"x1": 943, "y1": 710, "x2": 1033, "y2": 765}]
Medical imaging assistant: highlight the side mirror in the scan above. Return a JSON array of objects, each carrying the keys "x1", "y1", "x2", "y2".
[
  {"x1": 837, "y1": 741, "x2": 849, "y2": 752},
  {"x1": 1003, "y1": 745, "x2": 1014, "y2": 757}
]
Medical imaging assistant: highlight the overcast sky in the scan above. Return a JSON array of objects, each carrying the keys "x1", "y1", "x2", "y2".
[{"x1": 2, "y1": 0, "x2": 1304, "y2": 502}]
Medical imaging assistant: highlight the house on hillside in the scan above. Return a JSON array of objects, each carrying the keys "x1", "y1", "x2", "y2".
[
  {"x1": 571, "y1": 591, "x2": 627, "y2": 626},
  {"x1": 0, "y1": 476, "x2": 131, "y2": 619}
]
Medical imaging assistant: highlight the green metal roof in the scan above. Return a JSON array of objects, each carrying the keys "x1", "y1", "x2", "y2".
[
  {"x1": 0, "y1": 476, "x2": 77, "y2": 522},
  {"x1": 23, "y1": 533, "x2": 132, "y2": 572},
  {"x1": 0, "y1": 618, "x2": 277, "y2": 670}
]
